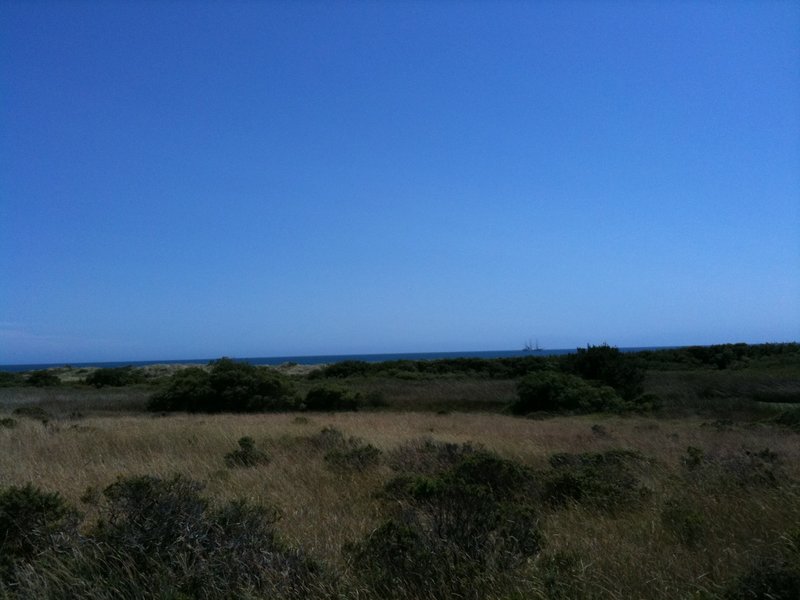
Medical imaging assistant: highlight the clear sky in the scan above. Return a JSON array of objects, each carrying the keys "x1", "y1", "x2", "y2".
[{"x1": 1, "y1": 1, "x2": 799, "y2": 364}]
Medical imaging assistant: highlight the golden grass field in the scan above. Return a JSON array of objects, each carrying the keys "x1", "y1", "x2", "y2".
[{"x1": 2, "y1": 407, "x2": 798, "y2": 599}]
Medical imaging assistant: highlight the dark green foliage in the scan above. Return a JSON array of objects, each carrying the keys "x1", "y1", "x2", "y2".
[
  {"x1": 314, "y1": 356, "x2": 552, "y2": 380},
  {"x1": 0, "y1": 417, "x2": 17, "y2": 428},
  {"x1": 324, "y1": 442, "x2": 382, "y2": 472},
  {"x1": 12, "y1": 406, "x2": 51, "y2": 423},
  {"x1": 303, "y1": 427, "x2": 382, "y2": 472},
  {"x1": 304, "y1": 385, "x2": 361, "y2": 411},
  {"x1": 25, "y1": 370, "x2": 60, "y2": 387},
  {"x1": 11, "y1": 474, "x2": 322, "y2": 599},
  {"x1": 542, "y1": 449, "x2": 649, "y2": 513},
  {"x1": 349, "y1": 452, "x2": 541, "y2": 599},
  {"x1": 638, "y1": 343, "x2": 800, "y2": 371},
  {"x1": 511, "y1": 370, "x2": 624, "y2": 414},
  {"x1": 147, "y1": 358, "x2": 298, "y2": 413},
  {"x1": 0, "y1": 371, "x2": 23, "y2": 387},
  {"x1": 85, "y1": 366, "x2": 143, "y2": 388},
  {"x1": 561, "y1": 344, "x2": 645, "y2": 400},
  {"x1": 224, "y1": 436, "x2": 270, "y2": 467},
  {"x1": 0, "y1": 484, "x2": 78, "y2": 580}
]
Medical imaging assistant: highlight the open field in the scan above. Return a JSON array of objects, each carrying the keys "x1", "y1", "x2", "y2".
[{"x1": 1, "y1": 344, "x2": 799, "y2": 598}]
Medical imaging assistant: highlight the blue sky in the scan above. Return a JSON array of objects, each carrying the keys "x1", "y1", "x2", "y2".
[{"x1": 1, "y1": 1, "x2": 799, "y2": 364}]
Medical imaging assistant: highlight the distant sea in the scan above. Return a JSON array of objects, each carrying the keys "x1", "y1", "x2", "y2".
[{"x1": 0, "y1": 346, "x2": 673, "y2": 373}]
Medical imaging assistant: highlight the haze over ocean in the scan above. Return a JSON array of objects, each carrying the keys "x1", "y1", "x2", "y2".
[{"x1": 2, "y1": 2, "x2": 798, "y2": 365}]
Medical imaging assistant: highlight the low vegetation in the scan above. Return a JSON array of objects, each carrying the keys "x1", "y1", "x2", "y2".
[{"x1": 0, "y1": 342, "x2": 798, "y2": 598}]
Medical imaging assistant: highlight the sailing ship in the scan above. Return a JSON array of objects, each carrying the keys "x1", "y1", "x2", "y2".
[{"x1": 523, "y1": 339, "x2": 543, "y2": 353}]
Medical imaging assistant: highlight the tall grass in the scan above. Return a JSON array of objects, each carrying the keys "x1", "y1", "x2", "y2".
[{"x1": 1, "y1": 410, "x2": 798, "y2": 598}]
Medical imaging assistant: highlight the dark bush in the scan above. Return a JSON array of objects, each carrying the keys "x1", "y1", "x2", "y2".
[
  {"x1": 561, "y1": 344, "x2": 645, "y2": 400},
  {"x1": 324, "y1": 442, "x2": 382, "y2": 472},
  {"x1": 72, "y1": 474, "x2": 320, "y2": 599},
  {"x1": 305, "y1": 426, "x2": 349, "y2": 452},
  {"x1": 511, "y1": 370, "x2": 623, "y2": 415},
  {"x1": 148, "y1": 358, "x2": 299, "y2": 413},
  {"x1": 225, "y1": 436, "x2": 271, "y2": 468},
  {"x1": 85, "y1": 366, "x2": 143, "y2": 388},
  {"x1": 12, "y1": 406, "x2": 51, "y2": 423},
  {"x1": 25, "y1": 370, "x2": 60, "y2": 387},
  {"x1": 0, "y1": 371, "x2": 23, "y2": 387},
  {"x1": 0, "y1": 484, "x2": 78, "y2": 580},
  {"x1": 542, "y1": 449, "x2": 649, "y2": 513},
  {"x1": 304, "y1": 385, "x2": 361, "y2": 411},
  {"x1": 349, "y1": 452, "x2": 542, "y2": 599},
  {"x1": 0, "y1": 417, "x2": 17, "y2": 428}
]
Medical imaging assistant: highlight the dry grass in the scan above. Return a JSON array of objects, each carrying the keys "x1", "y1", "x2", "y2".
[{"x1": 2, "y1": 409, "x2": 798, "y2": 599}]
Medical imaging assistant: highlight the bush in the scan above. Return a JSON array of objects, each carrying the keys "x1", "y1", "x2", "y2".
[
  {"x1": 511, "y1": 370, "x2": 623, "y2": 415},
  {"x1": 25, "y1": 370, "x2": 60, "y2": 387},
  {"x1": 542, "y1": 449, "x2": 649, "y2": 513},
  {"x1": 12, "y1": 406, "x2": 51, "y2": 423},
  {"x1": 35, "y1": 474, "x2": 320, "y2": 599},
  {"x1": 148, "y1": 358, "x2": 299, "y2": 413},
  {"x1": 561, "y1": 344, "x2": 645, "y2": 400},
  {"x1": 85, "y1": 366, "x2": 143, "y2": 388},
  {"x1": 0, "y1": 417, "x2": 17, "y2": 428},
  {"x1": 0, "y1": 484, "x2": 78, "y2": 580},
  {"x1": 224, "y1": 436, "x2": 271, "y2": 468},
  {"x1": 324, "y1": 442, "x2": 382, "y2": 472},
  {"x1": 0, "y1": 371, "x2": 23, "y2": 387},
  {"x1": 304, "y1": 385, "x2": 361, "y2": 411},
  {"x1": 348, "y1": 453, "x2": 542, "y2": 599}
]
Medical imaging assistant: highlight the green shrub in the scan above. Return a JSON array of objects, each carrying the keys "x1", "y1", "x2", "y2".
[
  {"x1": 304, "y1": 385, "x2": 361, "y2": 411},
  {"x1": 542, "y1": 449, "x2": 649, "y2": 513},
  {"x1": 224, "y1": 436, "x2": 271, "y2": 468},
  {"x1": 0, "y1": 417, "x2": 17, "y2": 428},
  {"x1": 148, "y1": 358, "x2": 298, "y2": 413},
  {"x1": 85, "y1": 366, "x2": 143, "y2": 388},
  {"x1": 25, "y1": 370, "x2": 60, "y2": 387},
  {"x1": 349, "y1": 453, "x2": 542, "y2": 599},
  {"x1": 0, "y1": 371, "x2": 23, "y2": 387},
  {"x1": 324, "y1": 442, "x2": 382, "y2": 472},
  {"x1": 12, "y1": 406, "x2": 51, "y2": 423},
  {"x1": 561, "y1": 344, "x2": 645, "y2": 400},
  {"x1": 511, "y1": 370, "x2": 623, "y2": 415},
  {"x1": 0, "y1": 484, "x2": 78, "y2": 580},
  {"x1": 61, "y1": 474, "x2": 320, "y2": 599}
]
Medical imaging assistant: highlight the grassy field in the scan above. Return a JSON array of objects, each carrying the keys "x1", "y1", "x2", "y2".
[{"x1": 1, "y1": 346, "x2": 799, "y2": 599}]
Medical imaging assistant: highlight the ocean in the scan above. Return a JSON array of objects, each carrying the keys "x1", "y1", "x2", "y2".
[{"x1": 0, "y1": 346, "x2": 671, "y2": 372}]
